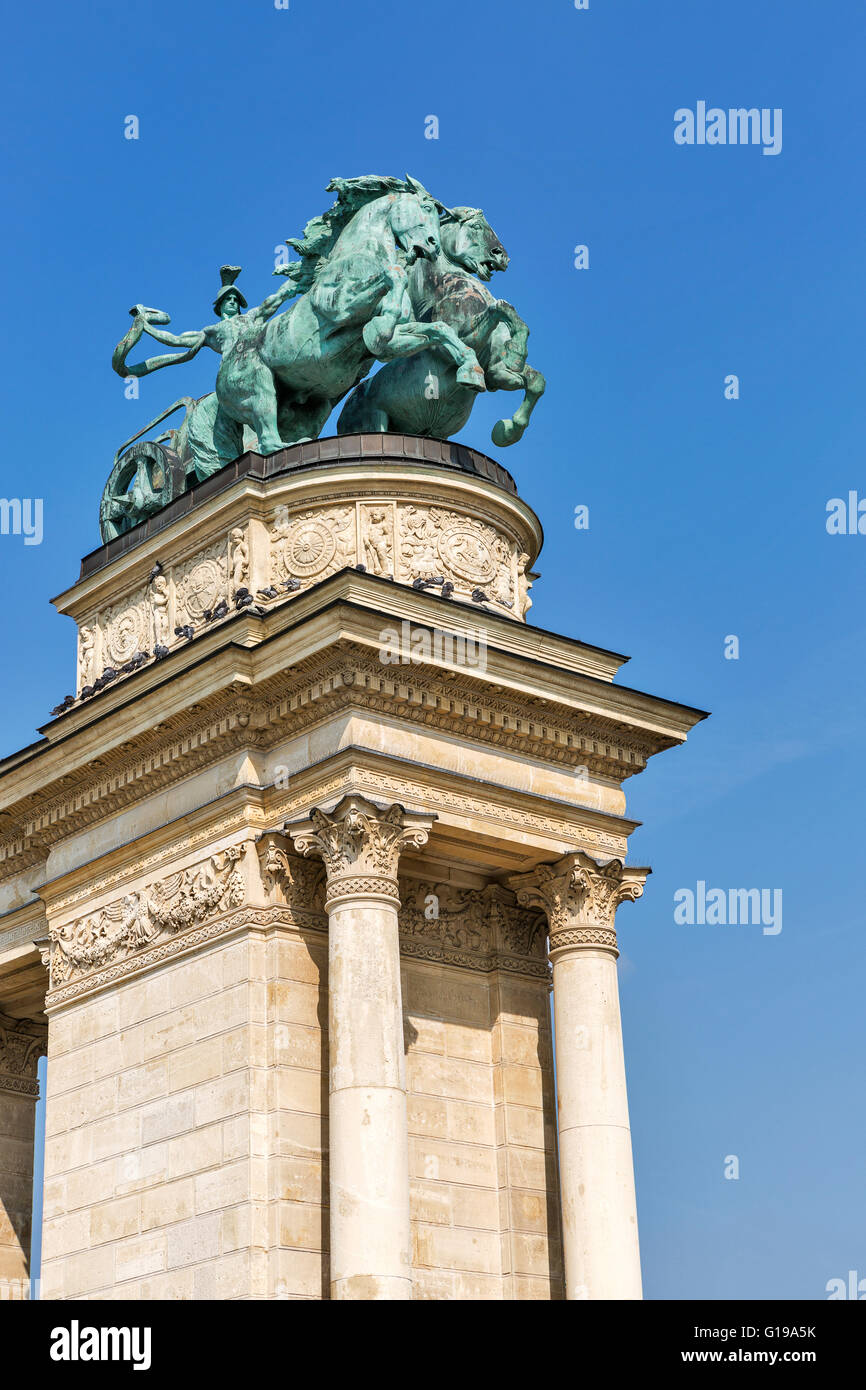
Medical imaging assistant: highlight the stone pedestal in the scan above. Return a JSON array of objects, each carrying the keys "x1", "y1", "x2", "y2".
[{"x1": 0, "y1": 435, "x2": 706, "y2": 1299}]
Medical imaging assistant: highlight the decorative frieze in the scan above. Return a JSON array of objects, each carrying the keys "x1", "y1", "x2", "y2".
[
  {"x1": 397, "y1": 502, "x2": 519, "y2": 611},
  {"x1": 0, "y1": 1012, "x2": 46, "y2": 1099},
  {"x1": 270, "y1": 503, "x2": 355, "y2": 584},
  {"x1": 69, "y1": 478, "x2": 538, "y2": 699},
  {"x1": 398, "y1": 880, "x2": 547, "y2": 977},
  {"x1": 175, "y1": 541, "x2": 230, "y2": 628},
  {"x1": 101, "y1": 589, "x2": 150, "y2": 669},
  {"x1": 256, "y1": 832, "x2": 325, "y2": 915},
  {"x1": 49, "y1": 846, "x2": 247, "y2": 988},
  {"x1": 77, "y1": 623, "x2": 98, "y2": 688}
]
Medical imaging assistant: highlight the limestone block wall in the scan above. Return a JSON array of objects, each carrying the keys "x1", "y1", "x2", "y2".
[
  {"x1": 265, "y1": 929, "x2": 328, "y2": 1299},
  {"x1": 0, "y1": 1091, "x2": 41, "y2": 1284},
  {"x1": 405, "y1": 962, "x2": 562, "y2": 1300},
  {"x1": 0, "y1": 1012, "x2": 45, "y2": 1288},
  {"x1": 41, "y1": 927, "x2": 327, "y2": 1300},
  {"x1": 41, "y1": 915, "x2": 560, "y2": 1299}
]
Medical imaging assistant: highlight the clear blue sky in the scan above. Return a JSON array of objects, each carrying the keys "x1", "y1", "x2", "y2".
[{"x1": 4, "y1": 0, "x2": 865, "y2": 1299}]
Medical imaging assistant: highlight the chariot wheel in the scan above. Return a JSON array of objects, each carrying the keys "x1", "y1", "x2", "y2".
[{"x1": 99, "y1": 440, "x2": 186, "y2": 542}]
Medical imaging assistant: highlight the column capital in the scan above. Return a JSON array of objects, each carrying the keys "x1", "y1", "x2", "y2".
[
  {"x1": 508, "y1": 852, "x2": 649, "y2": 957},
  {"x1": 288, "y1": 795, "x2": 435, "y2": 908},
  {"x1": 0, "y1": 1011, "x2": 47, "y2": 1099}
]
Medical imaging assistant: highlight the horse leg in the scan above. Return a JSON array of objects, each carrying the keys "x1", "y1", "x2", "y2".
[
  {"x1": 276, "y1": 394, "x2": 333, "y2": 446},
  {"x1": 374, "y1": 320, "x2": 486, "y2": 392},
  {"x1": 491, "y1": 366, "x2": 547, "y2": 447},
  {"x1": 362, "y1": 276, "x2": 486, "y2": 392},
  {"x1": 337, "y1": 381, "x2": 390, "y2": 435}
]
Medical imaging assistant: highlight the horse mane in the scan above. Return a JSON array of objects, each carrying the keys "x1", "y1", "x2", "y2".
[{"x1": 277, "y1": 175, "x2": 427, "y2": 295}]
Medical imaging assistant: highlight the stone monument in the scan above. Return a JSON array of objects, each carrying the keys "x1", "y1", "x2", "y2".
[{"x1": 0, "y1": 176, "x2": 705, "y2": 1300}]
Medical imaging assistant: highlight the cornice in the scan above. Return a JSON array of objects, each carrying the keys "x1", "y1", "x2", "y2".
[{"x1": 0, "y1": 640, "x2": 665, "y2": 882}]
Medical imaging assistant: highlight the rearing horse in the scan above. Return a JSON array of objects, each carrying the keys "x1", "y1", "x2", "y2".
[
  {"x1": 258, "y1": 175, "x2": 486, "y2": 447},
  {"x1": 337, "y1": 204, "x2": 545, "y2": 446},
  {"x1": 114, "y1": 176, "x2": 486, "y2": 469}
]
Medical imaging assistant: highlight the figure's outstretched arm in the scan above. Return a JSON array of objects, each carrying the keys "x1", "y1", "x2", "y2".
[
  {"x1": 121, "y1": 343, "x2": 204, "y2": 378},
  {"x1": 141, "y1": 324, "x2": 206, "y2": 350},
  {"x1": 113, "y1": 306, "x2": 205, "y2": 379},
  {"x1": 252, "y1": 279, "x2": 299, "y2": 320}
]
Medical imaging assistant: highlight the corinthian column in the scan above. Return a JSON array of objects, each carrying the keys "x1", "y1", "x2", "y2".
[
  {"x1": 290, "y1": 795, "x2": 433, "y2": 1301},
  {"x1": 509, "y1": 853, "x2": 648, "y2": 1300}
]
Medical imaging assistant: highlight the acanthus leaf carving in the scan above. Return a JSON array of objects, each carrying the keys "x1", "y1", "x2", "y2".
[
  {"x1": 256, "y1": 832, "x2": 325, "y2": 912},
  {"x1": 508, "y1": 851, "x2": 647, "y2": 954},
  {"x1": 398, "y1": 880, "x2": 546, "y2": 970},
  {"x1": 289, "y1": 795, "x2": 432, "y2": 902}
]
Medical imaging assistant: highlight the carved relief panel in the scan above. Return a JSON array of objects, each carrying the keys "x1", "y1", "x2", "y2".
[
  {"x1": 398, "y1": 879, "x2": 547, "y2": 977},
  {"x1": 49, "y1": 845, "x2": 247, "y2": 991},
  {"x1": 174, "y1": 541, "x2": 230, "y2": 627},
  {"x1": 101, "y1": 589, "x2": 150, "y2": 670},
  {"x1": 269, "y1": 504, "x2": 355, "y2": 585}
]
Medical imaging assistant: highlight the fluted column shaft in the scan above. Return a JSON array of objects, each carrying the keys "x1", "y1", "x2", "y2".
[
  {"x1": 510, "y1": 853, "x2": 648, "y2": 1300},
  {"x1": 291, "y1": 796, "x2": 432, "y2": 1301}
]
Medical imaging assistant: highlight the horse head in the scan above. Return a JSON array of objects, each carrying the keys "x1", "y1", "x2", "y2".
[
  {"x1": 440, "y1": 206, "x2": 509, "y2": 281},
  {"x1": 388, "y1": 175, "x2": 441, "y2": 265}
]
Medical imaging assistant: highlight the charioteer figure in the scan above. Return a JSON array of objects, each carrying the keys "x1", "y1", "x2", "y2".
[{"x1": 113, "y1": 265, "x2": 299, "y2": 462}]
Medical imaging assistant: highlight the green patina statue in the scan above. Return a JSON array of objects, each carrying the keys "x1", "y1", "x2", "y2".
[
  {"x1": 103, "y1": 174, "x2": 544, "y2": 541},
  {"x1": 113, "y1": 265, "x2": 299, "y2": 461},
  {"x1": 337, "y1": 205, "x2": 544, "y2": 447}
]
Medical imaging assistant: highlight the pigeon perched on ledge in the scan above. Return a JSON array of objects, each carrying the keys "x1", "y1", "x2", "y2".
[
  {"x1": 202, "y1": 599, "x2": 229, "y2": 623},
  {"x1": 153, "y1": 643, "x2": 170, "y2": 660},
  {"x1": 148, "y1": 562, "x2": 163, "y2": 584},
  {"x1": 441, "y1": 582, "x2": 454, "y2": 599},
  {"x1": 470, "y1": 588, "x2": 489, "y2": 604},
  {"x1": 50, "y1": 695, "x2": 75, "y2": 716},
  {"x1": 80, "y1": 685, "x2": 95, "y2": 699},
  {"x1": 234, "y1": 588, "x2": 255, "y2": 609},
  {"x1": 257, "y1": 586, "x2": 279, "y2": 600},
  {"x1": 282, "y1": 578, "x2": 302, "y2": 592},
  {"x1": 100, "y1": 667, "x2": 118, "y2": 684},
  {"x1": 174, "y1": 625, "x2": 195, "y2": 641}
]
